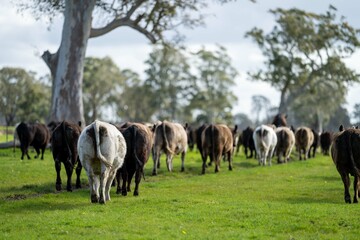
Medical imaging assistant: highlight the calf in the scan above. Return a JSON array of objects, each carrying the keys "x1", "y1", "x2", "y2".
[
  {"x1": 295, "y1": 127, "x2": 314, "y2": 160},
  {"x1": 253, "y1": 125, "x2": 278, "y2": 166},
  {"x1": 116, "y1": 122, "x2": 153, "y2": 196},
  {"x1": 16, "y1": 122, "x2": 50, "y2": 160},
  {"x1": 201, "y1": 124, "x2": 237, "y2": 174},
  {"x1": 152, "y1": 121, "x2": 188, "y2": 175},
  {"x1": 51, "y1": 121, "x2": 82, "y2": 192},
  {"x1": 331, "y1": 125, "x2": 360, "y2": 203},
  {"x1": 320, "y1": 131, "x2": 332, "y2": 155},
  {"x1": 275, "y1": 127, "x2": 295, "y2": 163},
  {"x1": 78, "y1": 120, "x2": 126, "y2": 204}
]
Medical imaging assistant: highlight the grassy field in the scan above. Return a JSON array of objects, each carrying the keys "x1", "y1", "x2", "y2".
[{"x1": 0, "y1": 145, "x2": 359, "y2": 239}]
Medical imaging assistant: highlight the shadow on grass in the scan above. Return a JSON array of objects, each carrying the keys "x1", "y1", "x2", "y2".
[{"x1": 1, "y1": 181, "x2": 89, "y2": 202}]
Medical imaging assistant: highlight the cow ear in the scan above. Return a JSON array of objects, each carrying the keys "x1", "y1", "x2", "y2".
[
  {"x1": 284, "y1": 114, "x2": 288, "y2": 119},
  {"x1": 339, "y1": 125, "x2": 344, "y2": 131},
  {"x1": 184, "y1": 123, "x2": 188, "y2": 129},
  {"x1": 234, "y1": 125, "x2": 238, "y2": 133},
  {"x1": 152, "y1": 124, "x2": 156, "y2": 132}
]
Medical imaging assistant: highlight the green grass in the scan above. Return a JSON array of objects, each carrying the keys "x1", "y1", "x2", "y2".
[
  {"x1": 0, "y1": 146, "x2": 358, "y2": 240},
  {"x1": 0, "y1": 126, "x2": 14, "y2": 142}
]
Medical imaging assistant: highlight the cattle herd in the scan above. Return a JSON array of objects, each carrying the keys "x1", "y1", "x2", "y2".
[{"x1": 11, "y1": 113, "x2": 360, "y2": 204}]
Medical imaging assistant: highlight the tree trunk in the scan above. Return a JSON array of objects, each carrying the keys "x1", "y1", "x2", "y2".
[{"x1": 43, "y1": 0, "x2": 96, "y2": 125}]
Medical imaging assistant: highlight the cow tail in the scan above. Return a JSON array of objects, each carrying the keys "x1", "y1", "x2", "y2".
[
  {"x1": 347, "y1": 132, "x2": 360, "y2": 178},
  {"x1": 62, "y1": 121, "x2": 73, "y2": 168},
  {"x1": 94, "y1": 121, "x2": 112, "y2": 168},
  {"x1": 162, "y1": 122, "x2": 175, "y2": 155},
  {"x1": 133, "y1": 126, "x2": 145, "y2": 180}
]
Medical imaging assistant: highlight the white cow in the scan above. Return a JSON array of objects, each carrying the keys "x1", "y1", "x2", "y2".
[
  {"x1": 253, "y1": 125, "x2": 278, "y2": 166},
  {"x1": 78, "y1": 120, "x2": 126, "y2": 204}
]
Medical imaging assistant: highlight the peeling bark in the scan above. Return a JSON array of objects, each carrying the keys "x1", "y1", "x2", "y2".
[{"x1": 45, "y1": 0, "x2": 96, "y2": 125}]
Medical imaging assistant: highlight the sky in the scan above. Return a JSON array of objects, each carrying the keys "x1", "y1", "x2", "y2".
[{"x1": 1, "y1": 0, "x2": 360, "y2": 122}]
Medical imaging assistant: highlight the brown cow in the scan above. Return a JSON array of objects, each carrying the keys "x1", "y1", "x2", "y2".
[
  {"x1": 320, "y1": 131, "x2": 332, "y2": 155},
  {"x1": 331, "y1": 125, "x2": 360, "y2": 203},
  {"x1": 16, "y1": 122, "x2": 50, "y2": 160},
  {"x1": 116, "y1": 122, "x2": 153, "y2": 196},
  {"x1": 51, "y1": 121, "x2": 82, "y2": 192},
  {"x1": 275, "y1": 127, "x2": 295, "y2": 163},
  {"x1": 152, "y1": 121, "x2": 188, "y2": 175},
  {"x1": 201, "y1": 124, "x2": 237, "y2": 174},
  {"x1": 295, "y1": 127, "x2": 314, "y2": 160},
  {"x1": 272, "y1": 113, "x2": 287, "y2": 127}
]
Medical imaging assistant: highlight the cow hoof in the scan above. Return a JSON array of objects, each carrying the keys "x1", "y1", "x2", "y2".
[
  {"x1": 91, "y1": 195, "x2": 99, "y2": 203},
  {"x1": 76, "y1": 184, "x2": 81, "y2": 189},
  {"x1": 181, "y1": 167, "x2": 185, "y2": 172},
  {"x1": 116, "y1": 188, "x2": 121, "y2": 194},
  {"x1": 134, "y1": 191, "x2": 139, "y2": 196},
  {"x1": 152, "y1": 171, "x2": 157, "y2": 176},
  {"x1": 229, "y1": 166, "x2": 233, "y2": 171},
  {"x1": 56, "y1": 184, "x2": 62, "y2": 191},
  {"x1": 122, "y1": 190, "x2": 127, "y2": 196}
]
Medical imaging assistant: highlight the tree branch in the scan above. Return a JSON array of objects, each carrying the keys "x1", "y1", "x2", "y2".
[{"x1": 41, "y1": 50, "x2": 59, "y2": 79}]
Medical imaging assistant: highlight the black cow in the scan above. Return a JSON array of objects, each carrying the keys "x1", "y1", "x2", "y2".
[
  {"x1": 308, "y1": 129, "x2": 319, "y2": 158},
  {"x1": 51, "y1": 121, "x2": 82, "y2": 192},
  {"x1": 320, "y1": 131, "x2": 332, "y2": 155},
  {"x1": 272, "y1": 113, "x2": 287, "y2": 127},
  {"x1": 116, "y1": 122, "x2": 153, "y2": 196},
  {"x1": 16, "y1": 122, "x2": 50, "y2": 160},
  {"x1": 242, "y1": 127, "x2": 256, "y2": 159},
  {"x1": 331, "y1": 125, "x2": 360, "y2": 203}
]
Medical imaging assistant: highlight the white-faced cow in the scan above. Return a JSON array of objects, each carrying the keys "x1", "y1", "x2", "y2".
[
  {"x1": 295, "y1": 127, "x2": 314, "y2": 160},
  {"x1": 201, "y1": 124, "x2": 238, "y2": 174},
  {"x1": 152, "y1": 121, "x2": 188, "y2": 176},
  {"x1": 253, "y1": 125, "x2": 278, "y2": 166},
  {"x1": 275, "y1": 127, "x2": 295, "y2": 163},
  {"x1": 15, "y1": 122, "x2": 50, "y2": 160},
  {"x1": 116, "y1": 122, "x2": 153, "y2": 196},
  {"x1": 78, "y1": 120, "x2": 126, "y2": 204},
  {"x1": 51, "y1": 121, "x2": 82, "y2": 192},
  {"x1": 331, "y1": 125, "x2": 360, "y2": 203}
]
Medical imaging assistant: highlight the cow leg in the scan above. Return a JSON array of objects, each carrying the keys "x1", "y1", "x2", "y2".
[
  {"x1": 75, "y1": 161, "x2": 82, "y2": 189},
  {"x1": 152, "y1": 150, "x2": 161, "y2": 176},
  {"x1": 340, "y1": 172, "x2": 351, "y2": 203},
  {"x1": 133, "y1": 167, "x2": 142, "y2": 196},
  {"x1": 34, "y1": 147, "x2": 40, "y2": 159},
  {"x1": 227, "y1": 152, "x2": 232, "y2": 171},
  {"x1": 180, "y1": 151, "x2": 185, "y2": 172},
  {"x1": 121, "y1": 167, "x2": 128, "y2": 196},
  {"x1": 127, "y1": 169, "x2": 135, "y2": 193},
  {"x1": 105, "y1": 168, "x2": 118, "y2": 203},
  {"x1": 116, "y1": 169, "x2": 122, "y2": 194},
  {"x1": 215, "y1": 150, "x2": 222, "y2": 173},
  {"x1": 40, "y1": 146, "x2": 46, "y2": 160},
  {"x1": 353, "y1": 175, "x2": 359, "y2": 203},
  {"x1": 65, "y1": 162, "x2": 74, "y2": 192},
  {"x1": 89, "y1": 174, "x2": 100, "y2": 203},
  {"x1": 201, "y1": 152, "x2": 208, "y2": 175},
  {"x1": 244, "y1": 147, "x2": 249, "y2": 158},
  {"x1": 166, "y1": 154, "x2": 173, "y2": 172},
  {"x1": 55, "y1": 160, "x2": 62, "y2": 191}
]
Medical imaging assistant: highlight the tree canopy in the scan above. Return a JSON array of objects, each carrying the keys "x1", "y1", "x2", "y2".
[{"x1": 246, "y1": 6, "x2": 360, "y2": 130}]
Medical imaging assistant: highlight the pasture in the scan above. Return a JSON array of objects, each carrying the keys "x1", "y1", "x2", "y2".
[{"x1": 0, "y1": 144, "x2": 359, "y2": 239}]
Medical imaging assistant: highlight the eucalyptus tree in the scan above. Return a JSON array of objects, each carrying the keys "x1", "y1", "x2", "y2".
[
  {"x1": 83, "y1": 56, "x2": 125, "y2": 123},
  {"x1": 0, "y1": 67, "x2": 50, "y2": 125},
  {"x1": 251, "y1": 95, "x2": 271, "y2": 125},
  {"x1": 189, "y1": 45, "x2": 238, "y2": 124},
  {"x1": 17, "y1": 0, "x2": 242, "y2": 125},
  {"x1": 246, "y1": 6, "x2": 360, "y2": 124},
  {"x1": 352, "y1": 103, "x2": 360, "y2": 126},
  {"x1": 144, "y1": 44, "x2": 195, "y2": 122}
]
